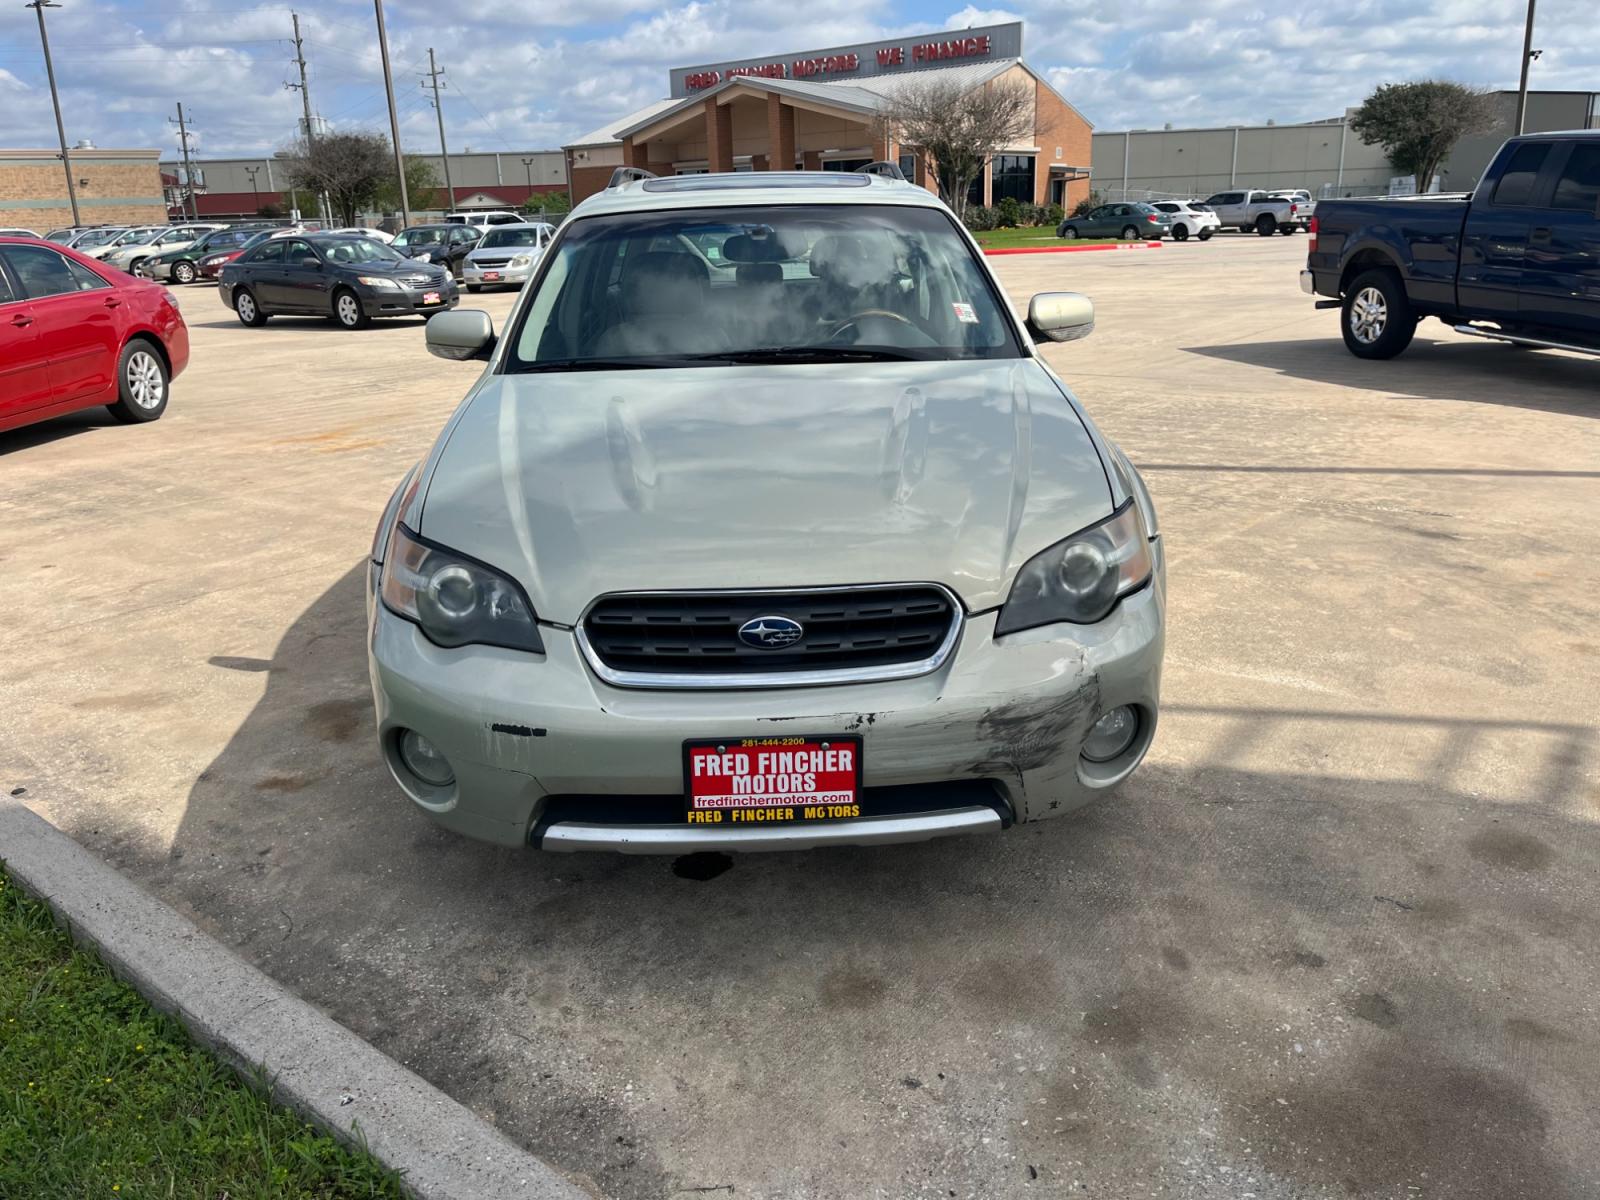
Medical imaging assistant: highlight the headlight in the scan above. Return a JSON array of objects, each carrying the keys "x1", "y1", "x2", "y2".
[
  {"x1": 380, "y1": 524, "x2": 544, "y2": 653},
  {"x1": 412, "y1": 249, "x2": 432, "y2": 261},
  {"x1": 356, "y1": 275, "x2": 401, "y2": 289},
  {"x1": 509, "y1": 254, "x2": 532, "y2": 268},
  {"x1": 994, "y1": 502, "x2": 1152, "y2": 634}
]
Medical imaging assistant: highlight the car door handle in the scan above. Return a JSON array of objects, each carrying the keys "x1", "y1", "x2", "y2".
[
  {"x1": 1531, "y1": 227, "x2": 1552, "y2": 242},
  {"x1": 10, "y1": 313, "x2": 33, "y2": 327},
  {"x1": 103, "y1": 297, "x2": 122, "y2": 308}
]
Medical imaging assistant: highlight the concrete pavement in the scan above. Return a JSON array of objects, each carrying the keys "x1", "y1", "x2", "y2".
[{"x1": 2, "y1": 237, "x2": 1596, "y2": 1198}]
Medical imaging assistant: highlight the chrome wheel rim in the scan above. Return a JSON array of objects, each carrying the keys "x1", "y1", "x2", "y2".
[
  {"x1": 337, "y1": 294, "x2": 360, "y2": 325},
  {"x1": 126, "y1": 350, "x2": 164, "y2": 409},
  {"x1": 174, "y1": 263, "x2": 194, "y2": 282},
  {"x1": 237, "y1": 293, "x2": 255, "y2": 321},
  {"x1": 1350, "y1": 287, "x2": 1388, "y2": 344}
]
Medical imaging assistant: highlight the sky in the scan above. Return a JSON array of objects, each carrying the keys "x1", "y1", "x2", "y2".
[{"x1": 0, "y1": 0, "x2": 1593, "y2": 160}]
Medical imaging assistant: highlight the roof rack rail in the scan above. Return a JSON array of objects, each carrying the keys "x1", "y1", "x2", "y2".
[
  {"x1": 853, "y1": 161, "x2": 906, "y2": 181},
  {"x1": 607, "y1": 166, "x2": 658, "y2": 188}
]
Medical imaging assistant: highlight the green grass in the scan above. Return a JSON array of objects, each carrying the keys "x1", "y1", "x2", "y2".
[
  {"x1": 971, "y1": 226, "x2": 1122, "y2": 249},
  {"x1": 0, "y1": 868, "x2": 406, "y2": 1200}
]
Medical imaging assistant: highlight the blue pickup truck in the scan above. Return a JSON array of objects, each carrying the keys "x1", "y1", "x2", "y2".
[{"x1": 1301, "y1": 130, "x2": 1600, "y2": 359}]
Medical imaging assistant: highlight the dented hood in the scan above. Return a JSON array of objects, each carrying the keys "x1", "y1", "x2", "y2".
[{"x1": 418, "y1": 359, "x2": 1113, "y2": 624}]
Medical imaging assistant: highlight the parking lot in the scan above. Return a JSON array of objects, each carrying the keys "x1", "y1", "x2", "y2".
[{"x1": 3, "y1": 235, "x2": 1597, "y2": 1199}]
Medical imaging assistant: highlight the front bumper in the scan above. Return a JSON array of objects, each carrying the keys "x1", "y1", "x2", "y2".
[
  {"x1": 358, "y1": 280, "x2": 460, "y2": 316},
  {"x1": 365, "y1": 562, "x2": 1165, "y2": 852},
  {"x1": 462, "y1": 261, "x2": 533, "y2": 287},
  {"x1": 135, "y1": 260, "x2": 173, "y2": 280}
]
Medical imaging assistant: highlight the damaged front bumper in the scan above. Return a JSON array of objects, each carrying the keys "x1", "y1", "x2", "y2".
[{"x1": 365, "y1": 567, "x2": 1164, "y2": 852}]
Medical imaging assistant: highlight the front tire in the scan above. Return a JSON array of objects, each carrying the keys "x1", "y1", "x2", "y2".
[
  {"x1": 107, "y1": 339, "x2": 169, "y2": 424},
  {"x1": 1172, "y1": 225, "x2": 1189, "y2": 242},
  {"x1": 1198, "y1": 228, "x2": 1214, "y2": 241},
  {"x1": 172, "y1": 260, "x2": 197, "y2": 284},
  {"x1": 234, "y1": 288, "x2": 267, "y2": 327},
  {"x1": 1061, "y1": 225, "x2": 1079, "y2": 240},
  {"x1": 1341, "y1": 268, "x2": 1416, "y2": 360},
  {"x1": 1255, "y1": 215, "x2": 1277, "y2": 237},
  {"x1": 332, "y1": 288, "x2": 370, "y2": 330}
]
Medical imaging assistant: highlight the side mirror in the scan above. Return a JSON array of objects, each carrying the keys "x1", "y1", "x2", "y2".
[
  {"x1": 299, "y1": 256, "x2": 320, "y2": 269},
  {"x1": 1026, "y1": 292, "x2": 1094, "y2": 344},
  {"x1": 426, "y1": 309, "x2": 496, "y2": 362}
]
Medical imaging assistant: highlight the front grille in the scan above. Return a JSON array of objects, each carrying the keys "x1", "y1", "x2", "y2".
[
  {"x1": 581, "y1": 585, "x2": 960, "y2": 685},
  {"x1": 473, "y1": 256, "x2": 512, "y2": 268}
]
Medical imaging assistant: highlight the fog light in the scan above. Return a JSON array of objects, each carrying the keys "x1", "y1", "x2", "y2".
[
  {"x1": 398, "y1": 729, "x2": 454, "y2": 787},
  {"x1": 1082, "y1": 706, "x2": 1139, "y2": 763}
]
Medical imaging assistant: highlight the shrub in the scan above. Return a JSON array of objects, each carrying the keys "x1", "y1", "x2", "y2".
[
  {"x1": 996, "y1": 196, "x2": 1023, "y2": 228},
  {"x1": 1071, "y1": 190, "x2": 1104, "y2": 217},
  {"x1": 962, "y1": 205, "x2": 998, "y2": 231},
  {"x1": 1045, "y1": 203, "x2": 1065, "y2": 226}
]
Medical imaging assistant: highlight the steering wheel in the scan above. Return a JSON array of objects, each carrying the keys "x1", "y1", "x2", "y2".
[{"x1": 826, "y1": 309, "x2": 918, "y2": 342}]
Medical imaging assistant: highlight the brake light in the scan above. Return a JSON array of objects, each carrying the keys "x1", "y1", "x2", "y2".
[
  {"x1": 1146, "y1": 214, "x2": 1158, "y2": 223},
  {"x1": 1308, "y1": 215, "x2": 1318, "y2": 254},
  {"x1": 1290, "y1": 202, "x2": 1299, "y2": 214}
]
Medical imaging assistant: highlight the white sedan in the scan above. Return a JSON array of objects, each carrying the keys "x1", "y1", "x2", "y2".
[{"x1": 1150, "y1": 201, "x2": 1220, "y2": 242}]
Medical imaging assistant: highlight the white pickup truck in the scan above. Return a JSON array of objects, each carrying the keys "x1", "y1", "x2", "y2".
[
  {"x1": 1269, "y1": 189, "x2": 1316, "y2": 231},
  {"x1": 1199, "y1": 188, "x2": 1303, "y2": 236}
]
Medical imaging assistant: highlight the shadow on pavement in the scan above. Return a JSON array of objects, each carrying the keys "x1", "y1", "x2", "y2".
[
  {"x1": 1184, "y1": 335, "x2": 1600, "y2": 417},
  {"x1": 100, "y1": 564, "x2": 1599, "y2": 1199},
  {"x1": 0, "y1": 406, "x2": 121, "y2": 455}
]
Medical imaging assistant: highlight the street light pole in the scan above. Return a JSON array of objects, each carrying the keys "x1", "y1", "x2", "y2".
[
  {"x1": 245, "y1": 165, "x2": 260, "y2": 214},
  {"x1": 1514, "y1": 0, "x2": 1538, "y2": 134},
  {"x1": 521, "y1": 156, "x2": 534, "y2": 190},
  {"x1": 27, "y1": 0, "x2": 80, "y2": 227},
  {"x1": 373, "y1": 0, "x2": 410, "y2": 227}
]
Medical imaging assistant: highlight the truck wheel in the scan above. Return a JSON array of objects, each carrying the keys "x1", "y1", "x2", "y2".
[
  {"x1": 1255, "y1": 215, "x2": 1277, "y2": 237},
  {"x1": 1280, "y1": 224, "x2": 1296, "y2": 235},
  {"x1": 1341, "y1": 268, "x2": 1416, "y2": 360}
]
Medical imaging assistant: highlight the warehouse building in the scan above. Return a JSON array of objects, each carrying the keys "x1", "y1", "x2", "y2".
[
  {"x1": 564, "y1": 22, "x2": 1093, "y2": 211},
  {"x1": 1089, "y1": 89, "x2": 1600, "y2": 201},
  {"x1": 156, "y1": 149, "x2": 568, "y2": 220},
  {"x1": 0, "y1": 146, "x2": 164, "y2": 233}
]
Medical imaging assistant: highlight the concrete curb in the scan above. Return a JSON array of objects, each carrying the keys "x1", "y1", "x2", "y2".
[
  {"x1": 984, "y1": 241, "x2": 1164, "y2": 256},
  {"x1": 0, "y1": 796, "x2": 593, "y2": 1200}
]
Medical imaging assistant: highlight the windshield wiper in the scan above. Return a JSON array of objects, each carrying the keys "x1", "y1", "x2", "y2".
[
  {"x1": 513, "y1": 357, "x2": 682, "y2": 373},
  {"x1": 682, "y1": 346, "x2": 924, "y2": 364}
]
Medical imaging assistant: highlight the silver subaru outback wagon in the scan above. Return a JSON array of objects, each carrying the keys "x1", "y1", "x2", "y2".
[{"x1": 367, "y1": 166, "x2": 1165, "y2": 853}]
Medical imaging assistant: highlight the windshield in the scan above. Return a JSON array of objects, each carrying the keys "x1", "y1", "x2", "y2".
[
  {"x1": 111, "y1": 227, "x2": 159, "y2": 246},
  {"x1": 319, "y1": 238, "x2": 403, "y2": 264},
  {"x1": 394, "y1": 227, "x2": 448, "y2": 247},
  {"x1": 507, "y1": 205, "x2": 1021, "y2": 370},
  {"x1": 75, "y1": 228, "x2": 126, "y2": 247},
  {"x1": 479, "y1": 226, "x2": 543, "y2": 249}
]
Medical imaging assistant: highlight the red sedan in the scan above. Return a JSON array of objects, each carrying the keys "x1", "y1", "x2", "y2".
[{"x1": 0, "y1": 235, "x2": 189, "y2": 434}]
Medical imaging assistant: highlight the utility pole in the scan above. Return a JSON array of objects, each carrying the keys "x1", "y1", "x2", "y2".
[
  {"x1": 27, "y1": 1, "x2": 80, "y2": 226},
  {"x1": 373, "y1": 0, "x2": 409, "y2": 227},
  {"x1": 286, "y1": 12, "x2": 330, "y2": 222},
  {"x1": 1514, "y1": 0, "x2": 1539, "y2": 134},
  {"x1": 422, "y1": 49, "x2": 454, "y2": 212},
  {"x1": 170, "y1": 102, "x2": 198, "y2": 220}
]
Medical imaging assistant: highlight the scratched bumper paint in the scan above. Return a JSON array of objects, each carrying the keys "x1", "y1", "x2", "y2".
[{"x1": 366, "y1": 569, "x2": 1164, "y2": 850}]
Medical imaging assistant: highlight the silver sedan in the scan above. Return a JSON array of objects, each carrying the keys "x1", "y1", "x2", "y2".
[{"x1": 461, "y1": 222, "x2": 555, "y2": 292}]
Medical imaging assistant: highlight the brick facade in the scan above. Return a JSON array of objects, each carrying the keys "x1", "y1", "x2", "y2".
[
  {"x1": 1032, "y1": 81, "x2": 1093, "y2": 211},
  {"x1": 0, "y1": 150, "x2": 164, "y2": 233}
]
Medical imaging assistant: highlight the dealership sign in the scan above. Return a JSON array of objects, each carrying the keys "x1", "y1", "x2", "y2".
[{"x1": 669, "y1": 22, "x2": 1023, "y2": 97}]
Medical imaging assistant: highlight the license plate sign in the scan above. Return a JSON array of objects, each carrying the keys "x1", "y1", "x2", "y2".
[
  {"x1": 421, "y1": 291, "x2": 441, "y2": 305},
  {"x1": 483, "y1": 271, "x2": 501, "y2": 281},
  {"x1": 684, "y1": 736, "x2": 861, "y2": 825}
]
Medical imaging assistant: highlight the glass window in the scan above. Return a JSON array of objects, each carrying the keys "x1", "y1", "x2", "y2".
[
  {"x1": 3, "y1": 244, "x2": 102, "y2": 298},
  {"x1": 281, "y1": 239, "x2": 316, "y2": 263},
  {"x1": 898, "y1": 153, "x2": 915, "y2": 180},
  {"x1": 508, "y1": 204, "x2": 1023, "y2": 371},
  {"x1": 966, "y1": 174, "x2": 984, "y2": 207},
  {"x1": 246, "y1": 239, "x2": 287, "y2": 263},
  {"x1": 319, "y1": 238, "x2": 402, "y2": 265},
  {"x1": 992, "y1": 154, "x2": 1035, "y2": 204},
  {"x1": 1551, "y1": 144, "x2": 1600, "y2": 214},
  {"x1": 1493, "y1": 143, "x2": 1551, "y2": 206},
  {"x1": 0, "y1": 265, "x2": 16, "y2": 304},
  {"x1": 479, "y1": 226, "x2": 543, "y2": 249},
  {"x1": 452, "y1": 227, "x2": 480, "y2": 244}
]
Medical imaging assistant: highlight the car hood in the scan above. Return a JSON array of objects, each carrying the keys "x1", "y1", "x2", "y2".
[
  {"x1": 418, "y1": 359, "x2": 1114, "y2": 624},
  {"x1": 465, "y1": 245, "x2": 536, "y2": 261}
]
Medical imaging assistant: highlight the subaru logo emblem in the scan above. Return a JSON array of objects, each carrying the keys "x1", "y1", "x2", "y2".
[{"x1": 737, "y1": 615, "x2": 803, "y2": 650}]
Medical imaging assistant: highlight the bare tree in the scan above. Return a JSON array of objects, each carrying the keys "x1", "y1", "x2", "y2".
[
  {"x1": 879, "y1": 75, "x2": 1033, "y2": 218},
  {"x1": 1350, "y1": 81, "x2": 1498, "y2": 194},
  {"x1": 282, "y1": 130, "x2": 394, "y2": 225}
]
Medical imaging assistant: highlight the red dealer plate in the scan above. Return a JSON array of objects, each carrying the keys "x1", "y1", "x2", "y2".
[
  {"x1": 421, "y1": 291, "x2": 441, "y2": 305},
  {"x1": 483, "y1": 271, "x2": 501, "y2": 281},
  {"x1": 684, "y1": 736, "x2": 862, "y2": 826}
]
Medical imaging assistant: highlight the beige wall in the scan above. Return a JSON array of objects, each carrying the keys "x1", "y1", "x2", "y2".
[{"x1": 0, "y1": 150, "x2": 164, "y2": 232}]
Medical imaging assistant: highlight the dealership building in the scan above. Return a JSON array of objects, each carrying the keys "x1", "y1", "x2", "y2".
[{"x1": 563, "y1": 22, "x2": 1093, "y2": 211}]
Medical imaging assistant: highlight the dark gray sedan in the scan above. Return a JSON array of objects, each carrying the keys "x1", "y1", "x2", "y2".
[
  {"x1": 1056, "y1": 203, "x2": 1172, "y2": 241},
  {"x1": 218, "y1": 234, "x2": 459, "y2": 329}
]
